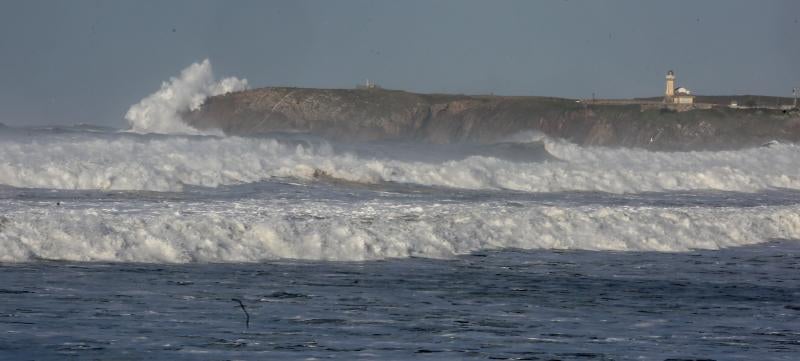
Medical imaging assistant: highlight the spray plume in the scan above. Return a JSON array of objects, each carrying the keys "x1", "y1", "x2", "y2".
[{"x1": 125, "y1": 59, "x2": 248, "y2": 134}]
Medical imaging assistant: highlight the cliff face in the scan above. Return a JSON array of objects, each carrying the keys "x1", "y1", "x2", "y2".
[{"x1": 184, "y1": 87, "x2": 800, "y2": 150}]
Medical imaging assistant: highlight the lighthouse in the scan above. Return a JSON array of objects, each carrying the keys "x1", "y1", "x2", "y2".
[
  {"x1": 665, "y1": 70, "x2": 675, "y2": 100},
  {"x1": 664, "y1": 70, "x2": 694, "y2": 105}
]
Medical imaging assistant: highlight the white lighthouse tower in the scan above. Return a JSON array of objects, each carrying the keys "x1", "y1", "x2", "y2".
[{"x1": 665, "y1": 70, "x2": 676, "y2": 101}]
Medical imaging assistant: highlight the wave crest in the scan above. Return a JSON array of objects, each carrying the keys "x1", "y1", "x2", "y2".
[
  {"x1": 1, "y1": 132, "x2": 800, "y2": 193},
  {"x1": 1, "y1": 202, "x2": 798, "y2": 262}
]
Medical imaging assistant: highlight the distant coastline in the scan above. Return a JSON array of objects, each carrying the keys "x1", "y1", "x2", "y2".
[{"x1": 185, "y1": 86, "x2": 800, "y2": 151}]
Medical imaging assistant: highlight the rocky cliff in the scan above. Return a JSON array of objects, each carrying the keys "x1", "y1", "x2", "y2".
[{"x1": 184, "y1": 87, "x2": 800, "y2": 150}]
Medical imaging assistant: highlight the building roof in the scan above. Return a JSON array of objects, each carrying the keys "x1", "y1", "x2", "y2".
[{"x1": 675, "y1": 87, "x2": 692, "y2": 95}]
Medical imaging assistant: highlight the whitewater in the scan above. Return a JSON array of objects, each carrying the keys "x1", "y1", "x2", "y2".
[
  {"x1": 2, "y1": 130, "x2": 800, "y2": 194},
  {"x1": 1, "y1": 60, "x2": 798, "y2": 360},
  {"x1": 3, "y1": 127, "x2": 800, "y2": 262}
]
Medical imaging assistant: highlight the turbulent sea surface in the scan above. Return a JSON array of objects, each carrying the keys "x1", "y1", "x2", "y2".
[{"x1": 1, "y1": 126, "x2": 799, "y2": 360}]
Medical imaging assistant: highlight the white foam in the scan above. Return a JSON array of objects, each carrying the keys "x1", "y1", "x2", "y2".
[
  {"x1": 125, "y1": 59, "x2": 247, "y2": 135},
  {"x1": 1, "y1": 200, "x2": 798, "y2": 262},
  {"x1": 1, "y1": 133, "x2": 800, "y2": 193}
]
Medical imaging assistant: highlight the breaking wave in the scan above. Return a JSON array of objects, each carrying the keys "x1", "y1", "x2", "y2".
[
  {"x1": 1, "y1": 131, "x2": 800, "y2": 193},
  {"x1": 2, "y1": 200, "x2": 799, "y2": 263}
]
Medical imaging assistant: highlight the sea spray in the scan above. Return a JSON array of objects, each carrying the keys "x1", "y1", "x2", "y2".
[{"x1": 125, "y1": 59, "x2": 247, "y2": 134}]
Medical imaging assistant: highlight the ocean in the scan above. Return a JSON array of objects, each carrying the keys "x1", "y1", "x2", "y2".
[{"x1": 1, "y1": 126, "x2": 799, "y2": 360}]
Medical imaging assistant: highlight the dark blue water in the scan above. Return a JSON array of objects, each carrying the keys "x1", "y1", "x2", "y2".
[{"x1": 1, "y1": 241, "x2": 798, "y2": 360}]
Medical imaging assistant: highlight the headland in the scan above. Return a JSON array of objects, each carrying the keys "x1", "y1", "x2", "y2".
[{"x1": 184, "y1": 85, "x2": 799, "y2": 151}]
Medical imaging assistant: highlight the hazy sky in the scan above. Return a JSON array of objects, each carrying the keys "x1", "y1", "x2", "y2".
[{"x1": 1, "y1": 0, "x2": 798, "y2": 127}]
